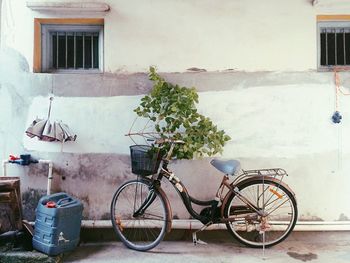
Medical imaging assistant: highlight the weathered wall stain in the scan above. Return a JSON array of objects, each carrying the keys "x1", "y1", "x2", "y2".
[
  {"x1": 287, "y1": 252, "x2": 318, "y2": 262},
  {"x1": 29, "y1": 71, "x2": 335, "y2": 98},
  {"x1": 338, "y1": 213, "x2": 350, "y2": 221},
  {"x1": 27, "y1": 152, "x2": 131, "y2": 182},
  {"x1": 100, "y1": 213, "x2": 110, "y2": 221},
  {"x1": 79, "y1": 195, "x2": 90, "y2": 219},
  {"x1": 22, "y1": 188, "x2": 46, "y2": 221}
]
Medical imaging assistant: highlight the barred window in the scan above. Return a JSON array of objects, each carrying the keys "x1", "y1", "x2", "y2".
[
  {"x1": 318, "y1": 22, "x2": 350, "y2": 69},
  {"x1": 41, "y1": 24, "x2": 103, "y2": 72}
]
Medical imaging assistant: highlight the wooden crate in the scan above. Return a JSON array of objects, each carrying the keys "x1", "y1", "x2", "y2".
[{"x1": 0, "y1": 177, "x2": 23, "y2": 233}]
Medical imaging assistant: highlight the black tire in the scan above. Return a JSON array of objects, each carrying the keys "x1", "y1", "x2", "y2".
[
  {"x1": 111, "y1": 178, "x2": 169, "y2": 251},
  {"x1": 224, "y1": 179, "x2": 297, "y2": 248}
]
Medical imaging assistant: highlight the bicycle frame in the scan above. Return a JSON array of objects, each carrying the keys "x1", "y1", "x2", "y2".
[
  {"x1": 135, "y1": 141, "x2": 294, "y2": 226},
  {"x1": 154, "y1": 159, "x2": 217, "y2": 224},
  {"x1": 152, "y1": 159, "x2": 266, "y2": 225},
  {"x1": 158, "y1": 161, "x2": 295, "y2": 225}
]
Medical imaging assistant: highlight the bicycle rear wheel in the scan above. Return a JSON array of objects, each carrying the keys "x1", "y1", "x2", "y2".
[
  {"x1": 224, "y1": 179, "x2": 297, "y2": 248},
  {"x1": 111, "y1": 178, "x2": 169, "y2": 251}
]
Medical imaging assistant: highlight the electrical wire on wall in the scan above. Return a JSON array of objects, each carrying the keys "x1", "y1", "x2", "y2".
[
  {"x1": 333, "y1": 69, "x2": 350, "y2": 123},
  {"x1": 332, "y1": 69, "x2": 350, "y2": 170}
]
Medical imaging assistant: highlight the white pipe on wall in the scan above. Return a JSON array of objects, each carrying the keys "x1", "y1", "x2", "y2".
[
  {"x1": 81, "y1": 219, "x2": 350, "y2": 231},
  {"x1": 38, "y1": 159, "x2": 53, "y2": 195},
  {"x1": 25, "y1": 219, "x2": 350, "y2": 232},
  {"x1": 1, "y1": 159, "x2": 53, "y2": 195},
  {"x1": 2, "y1": 159, "x2": 9, "y2": 176}
]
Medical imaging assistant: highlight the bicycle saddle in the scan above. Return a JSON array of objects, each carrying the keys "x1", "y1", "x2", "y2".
[{"x1": 210, "y1": 159, "x2": 241, "y2": 176}]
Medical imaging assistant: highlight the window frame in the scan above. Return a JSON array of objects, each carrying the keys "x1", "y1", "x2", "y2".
[
  {"x1": 317, "y1": 15, "x2": 350, "y2": 71},
  {"x1": 33, "y1": 18, "x2": 104, "y2": 73}
]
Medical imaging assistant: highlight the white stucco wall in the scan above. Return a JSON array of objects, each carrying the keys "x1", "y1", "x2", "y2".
[
  {"x1": 23, "y1": 83, "x2": 338, "y2": 158},
  {"x1": 2, "y1": 0, "x2": 350, "y2": 222},
  {"x1": 1, "y1": 0, "x2": 348, "y2": 72},
  {"x1": 20, "y1": 80, "x2": 350, "y2": 221}
]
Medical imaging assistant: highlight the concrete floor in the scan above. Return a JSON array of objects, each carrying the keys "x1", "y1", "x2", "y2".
[{"x1": 63, "y1": 232, "x2": 350, "y2": 263}]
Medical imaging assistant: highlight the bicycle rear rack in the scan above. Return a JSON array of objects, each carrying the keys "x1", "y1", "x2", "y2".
[
  {"x1": 233, "y1": 168, "x2": 288, "y2": 186},
  {"x1": 243, "y1": 168, "x2": 287, "y2": 177}
]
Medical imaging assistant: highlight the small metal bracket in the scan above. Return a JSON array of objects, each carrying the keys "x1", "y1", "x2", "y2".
[
  {"x1": 192, "y1": 222, "x2": 212, "y2": 246},
  {"x1": 58, "y1": 232, "x2": 70, "y2": 243}
]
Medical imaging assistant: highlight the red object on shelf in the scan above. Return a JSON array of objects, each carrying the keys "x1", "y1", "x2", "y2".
[
  {"x1": 9, "y1": 155, "x2": 20, "y2": 161},
  {"x1": 46, "y1": 201, "x2": 57, "y2": 208}
]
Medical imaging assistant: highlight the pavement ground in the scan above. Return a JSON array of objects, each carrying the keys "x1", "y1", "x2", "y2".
[{"x1": 62, "y1": 231, "x2": 350, "y2": 263}]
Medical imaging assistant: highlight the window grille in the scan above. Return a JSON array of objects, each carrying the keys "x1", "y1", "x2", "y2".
[
  {"x1": 41, "y1": 24, "x2": 103, "y2": 72},
  {"x1": 318, "y1": 22, "x2": 350, "y2": 69},
  {"x1": 51, "y1": 32, "x2": 99, "y2": 69}
]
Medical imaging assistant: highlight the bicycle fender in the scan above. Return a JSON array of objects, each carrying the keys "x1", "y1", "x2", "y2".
[{"x1": 221, "y1": 176, "x2": 296, "y2": 217}]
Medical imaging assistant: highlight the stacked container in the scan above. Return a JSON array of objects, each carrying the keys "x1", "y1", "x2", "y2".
[{"x1": 32, "y1": 192, "x2": 83, "y2": 256}]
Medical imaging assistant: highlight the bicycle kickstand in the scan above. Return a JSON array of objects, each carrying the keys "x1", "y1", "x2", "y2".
[{"x1": 192, "y1": 221, "x2": 212, "y2": 246}]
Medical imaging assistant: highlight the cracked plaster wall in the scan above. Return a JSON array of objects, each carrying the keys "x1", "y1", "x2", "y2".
[{"x1": 1, "y1": 0, "x2": 350, "y2": 222}]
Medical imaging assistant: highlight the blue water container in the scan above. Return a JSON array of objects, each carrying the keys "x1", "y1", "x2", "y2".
[{"x1": 32, "y1": 192, "x2": 83, "y2": 256}]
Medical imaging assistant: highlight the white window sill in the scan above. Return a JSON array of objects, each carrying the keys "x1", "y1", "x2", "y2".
[
  {"x1": 26, "y1": 2, "x2": 110, "y2": 12},
  {"x1": 43, "y1": 69, "x2": 103, "y2": 74}
]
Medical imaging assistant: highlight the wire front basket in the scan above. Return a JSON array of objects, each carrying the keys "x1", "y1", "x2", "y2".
[{"x1": 130, "y1": 145, "x2": 161, "y2": 177}]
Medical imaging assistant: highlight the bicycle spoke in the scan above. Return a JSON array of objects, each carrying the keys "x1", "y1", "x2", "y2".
[
  {"x1": 266, "y1": 198, "x2": 291, "y2": 217},
  {"x1": 225, "y1": 179, "x2": 297, "y2": 248},
  {"x1": 142, "y1": 213, "x2": 165, "y2": 220},
  {"x1": 111, "y1": 179, "x2": 168, "y2": 251}
]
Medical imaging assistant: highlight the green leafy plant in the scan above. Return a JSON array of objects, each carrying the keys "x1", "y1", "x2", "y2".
[{"x1": 134, "y1": 67, "x2": 231, "y2": 159}]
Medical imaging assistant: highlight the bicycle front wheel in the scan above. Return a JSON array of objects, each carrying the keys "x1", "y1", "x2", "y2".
[
  {"x1": 111, "y1": 178, "x2": 169, "y2": 251},
  {"x1": 224, "y1": 179, "x2": 297, "y2": 248}
]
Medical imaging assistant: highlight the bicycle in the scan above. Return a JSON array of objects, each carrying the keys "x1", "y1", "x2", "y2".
[{"x1": 110, "y1": 138, "x2": 298, "y2": 251}]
